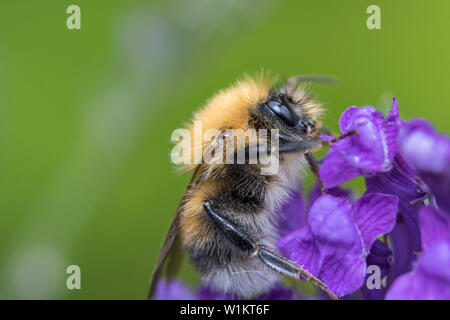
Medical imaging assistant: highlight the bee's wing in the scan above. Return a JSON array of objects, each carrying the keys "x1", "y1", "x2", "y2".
[
  {"x1": 148, "y1": 165, "x2": 205, "y2": 299},
  {"x1": 148, "y1": 205, "x2": 184, "y2": 298}
]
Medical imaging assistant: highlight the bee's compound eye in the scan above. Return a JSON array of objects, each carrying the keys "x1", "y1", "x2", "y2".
[{"x1": 267, "y1": 100, "x2": 299, "y2": 127}]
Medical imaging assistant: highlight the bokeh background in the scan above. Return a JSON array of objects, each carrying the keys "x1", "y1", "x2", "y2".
[{"x1": 0, "y1": 0, "x2": 448, "y2": 299}]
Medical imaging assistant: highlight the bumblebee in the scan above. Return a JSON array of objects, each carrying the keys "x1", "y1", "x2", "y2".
[{"x1": 149, "y1": 74, "x2": 345, "y2": 300}]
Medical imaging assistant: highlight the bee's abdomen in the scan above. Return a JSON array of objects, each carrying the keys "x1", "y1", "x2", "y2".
[
  {"x1": 179, "y1": 164, "x2": 285, "y2": 296},
  {"x1": 180, "y1": 164, "x2": 274, "y2": 245},
  {"x1": 185, "y1": 204, "x2": 280, "y2": 297}
]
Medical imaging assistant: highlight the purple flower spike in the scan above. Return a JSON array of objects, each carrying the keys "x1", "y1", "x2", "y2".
[
  {"x1": 399, "y1": 119, "x2": 450, "y2": 212},
  {"x1": 320, "y1": 100, "x2": 401, "y2": 188},
  {"x1": 386, "y1": 206, "x2": 450, "y2": 299},
  {"x1": 278, "y1": 193, "x2": 398, "y2": 297}
]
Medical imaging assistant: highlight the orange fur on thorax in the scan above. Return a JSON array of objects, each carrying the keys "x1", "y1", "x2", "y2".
[{"x1": 182, "y1": 75, "x2": 274, "y2": 172}]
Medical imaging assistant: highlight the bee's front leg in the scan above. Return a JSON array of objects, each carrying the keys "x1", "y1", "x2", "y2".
[
  {"x1": 237, "y1": 139, "x2": 323, "y2": 163},
  {"x1": 203, "y1": 202, "x2": 339, "y2": 300}
]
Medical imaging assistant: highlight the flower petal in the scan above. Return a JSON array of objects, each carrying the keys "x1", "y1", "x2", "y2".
[
  {"x1": 319, "y1": 149, "x2": 361, "y2": 188},
  {"x1": 418, "y1": 240, "x2": 450, "y2": 283},
  {"x1": 365, "y1": 155, "x2": 424, "y2": 207},
  {"x1": 386, "y1": 240, "x2": 450, "y2": 300},
  {"x1": 197, "y1": 286, "x2": 237, "y2": 300},
  {"x1": 365, "y1": 155, "x2": 423, "y2": 280},
  {"x1": 386, "y1": 97, "x2": 400, "y2": 125},
  {"x1": 384, "y1": 97, "x2": 402, "y2": 160},
  {"x1": 318, "y1": 249, "x2": 366, "y2": 297},
  {"x1": 255, "y1": 284, "x2": 300, "y2": 300},
  {"x1": 353, "y1": 193, "x2": 398, "y2": 254},
  {"x1": 308, "y1": 195, "x2": 358, "y2": 249},
  {"x1": 389, "y1": 220, "x2": 417, "y2": 280},
  {"x1": 399, "y1": 119, "x2": 450, "y2": 212},
  {"x1": 336, "y1": 106, "x2": 393, "y2": 171},
  {"x1": 339, "y1": 106, "x2": 383, "y2": 134},
  {"x1": 420, "y1": 171, "x2": 450, "y2": 214},
  {"x1": 278, "y1": 227, "x2": 322, "y2": 277},
  {"x1": 154, "y1": 279, "x2": 196, "y2": 300},
  {"x1": 279, "y1": 187, "x2": 307, "y2": 237},
  {"x1": 280, "y1": 195, "x2": 366, "y2": 297},
  {"x1": 419, "y1": 206, "x2": 450, "y2": 251},
  {"x1": 308, "y1": 182, "x2": 352, "y2": 209},
  {"x1": 399, "y1": 119, "x2": 450, "y2": 173}
]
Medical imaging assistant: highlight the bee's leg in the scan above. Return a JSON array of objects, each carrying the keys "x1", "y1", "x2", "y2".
[
  {"x1": 275, "y1": 130, "x2": 357, "y2": 153},
  {"x1": 305, "y1": 152, "x2": 327, "y2": 194},
  {"x1": 277, "y1": 140, "x2": 322, "y2": 154},
  {"x1": 203, "y1": 202, "x2": 258, "y2": 255},
  {"x1": 239, "y1": 131, "x2": 356, "y2": 160},
  {"x1": 241, "y1": 139, "x2": 322, "y2": 158},
  {"x1": 203, "y1": 202, "x2": 339, "y2": 300},
  {"x1": 322, "y1": 130, "x2": 358, "y2": 145},
  {"x1": 257, "y1": 247, "x2": 339, "y2": 300},
  {"x1": 305, "y1": 129, "x2": 356, "y2": 193},
  {"x1": 231, "y1": 140, "x2": 322, "y2": 164}
]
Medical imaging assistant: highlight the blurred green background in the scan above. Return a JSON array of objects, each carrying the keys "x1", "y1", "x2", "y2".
[{"x1": 0, "y1": 0, "x2": 448, "y2": 299}]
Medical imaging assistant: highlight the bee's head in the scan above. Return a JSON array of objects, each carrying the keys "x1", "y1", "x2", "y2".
[
  {"x1": 184, "y1": 74, "x2": 324, "y2": 171},
  {"x1": 250, "y1": 84, "x2": 321, "y2": 140}
]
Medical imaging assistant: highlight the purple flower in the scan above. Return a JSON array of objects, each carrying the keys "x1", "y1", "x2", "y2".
[
  {"x1": 385, "y1": 240, "x2": 450, "y2": 299},
  {"x1": 308, "y1": 182, "x2": 353, "y2": 208},
  {"x1": 155, "y1": 280, "x2": 299, "y2": 300},
  {"x1": 279, "y1": 187, "x2": 308, "y2": 237},
  {"x1": 197, "y1": 286, "x2": 237, "y2": 300},
  {"x1": 319, "y1": 98, "x2": 401, "y2": 188},
  {"x1": 365, "y1": 155, "x2": 424, "y2": 281},
  {"x1": 255, "y1": 284, "x2": 301, "y2": 300},
  {"x1": 279, "y1": 184, "x2": 352, "y2": 237},
  {"x1": 154, "y1": 279, "x2": 197, "y2": 300},
  {"x1": 399, "y1": 119, "x2": 449, "y2": 174},
  {"x1": 154, "y1": 280, "x2": 238, "y2": 300},
  {"x1": 419, "y1": 206, "x2": 450, "y2": 251},
  {"x1": 399, "y1": 119, "x2": 450, "y2": 213},
  {"x1": 278, "y1": 193, "x2": 398, "y2": 297},
  {"x1": 386, "y1": 206, "x2": 450, "y2": 300}
]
